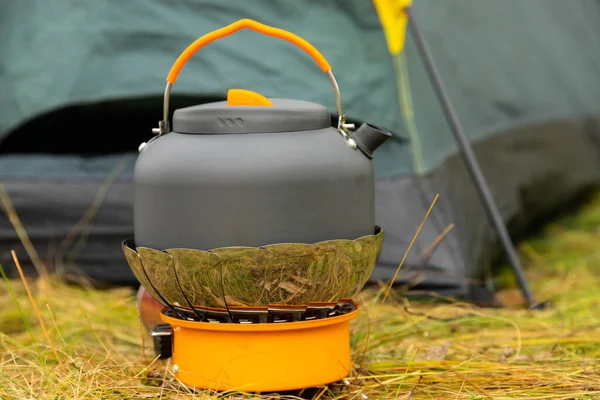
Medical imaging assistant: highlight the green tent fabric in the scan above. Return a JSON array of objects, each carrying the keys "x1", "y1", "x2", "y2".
[
  {"x1": 402, "y1": 0, "x2": 600, "y2": 175},
  {"x1": 2, "y1": 0, "x2": 600, "y2": 298},
  {"x1": 3, "y1": 0, "x2": 600, "y2": 176},
  {"x1": 0, "y1": 0, "x2": 412, "y2": 177}
]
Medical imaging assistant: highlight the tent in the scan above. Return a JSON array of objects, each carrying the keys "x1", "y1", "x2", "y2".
[{"x1": 2, "y1": 0, "x2": 600, "y2": 299}]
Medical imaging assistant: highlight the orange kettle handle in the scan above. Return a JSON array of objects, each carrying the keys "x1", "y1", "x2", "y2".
[
  {"x1": 143, "y1": 19, "x2": 358, "y2": 151},
  {"x1": 167, "y1": 19, "x2": 331, "y2": 84}
]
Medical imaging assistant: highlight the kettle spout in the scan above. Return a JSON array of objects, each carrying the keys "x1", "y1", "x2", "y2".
[{"x1": 350, "y1": 123, "x2": 392, "y2": 159}]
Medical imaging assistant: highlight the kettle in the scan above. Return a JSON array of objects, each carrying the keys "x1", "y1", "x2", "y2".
[{"x1": 134, "y1": 19, "x2": 390, "y2": 252}]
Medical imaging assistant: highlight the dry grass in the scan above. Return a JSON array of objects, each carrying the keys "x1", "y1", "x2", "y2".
[{"x1": 1, "y1": 192, "x2": 600, "y2": 399}]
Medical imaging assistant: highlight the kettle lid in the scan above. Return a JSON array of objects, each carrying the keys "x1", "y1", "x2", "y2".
[{"x1": 172, "y1": 89, "x2": 331, "y2": 134}]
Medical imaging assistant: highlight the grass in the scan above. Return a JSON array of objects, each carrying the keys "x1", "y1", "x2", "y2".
[{"x1": 0, "y1": 192, "x2": 599, "y2": 399}]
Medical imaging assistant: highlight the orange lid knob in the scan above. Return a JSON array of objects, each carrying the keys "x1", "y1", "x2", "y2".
[{"x1": 226, "y1": 88, "x2": 273, "y2": 106}]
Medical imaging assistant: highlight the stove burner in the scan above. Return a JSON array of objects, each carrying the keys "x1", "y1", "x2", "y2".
[{"x1": 162, "y1": 300, "x2": 356, "y2": 324}]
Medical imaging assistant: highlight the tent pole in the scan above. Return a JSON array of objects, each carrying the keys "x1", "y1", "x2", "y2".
[{"x1": 405, "y1": 7, "x2": 537, "y2": 308}]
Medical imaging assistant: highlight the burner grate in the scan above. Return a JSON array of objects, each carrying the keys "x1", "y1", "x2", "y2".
[{"x1": 163, "y1": 300, "x2": 356, "y2": 324}]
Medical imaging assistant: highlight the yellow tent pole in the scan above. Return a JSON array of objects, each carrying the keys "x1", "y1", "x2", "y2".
[{"x1": 372, "y1": 0, "x2": 426, "y2": 175}]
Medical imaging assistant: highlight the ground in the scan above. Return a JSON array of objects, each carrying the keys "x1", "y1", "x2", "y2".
[{"x1": 0, "y1": 193, "x2": 599, "y2": 399}]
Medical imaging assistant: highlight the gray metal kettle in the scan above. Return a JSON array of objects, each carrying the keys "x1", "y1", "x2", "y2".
[{"x1": 134, "y1": 19, "x2": 391, "y2": 251}]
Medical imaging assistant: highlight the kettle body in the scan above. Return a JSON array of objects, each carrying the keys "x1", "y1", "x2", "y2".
[
  {"x1": 132, "y1": 19, "x2": 391, "y2": 251},
  {"x1": 133, "y1": 98, "x2": 375, "y2": 250}
]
